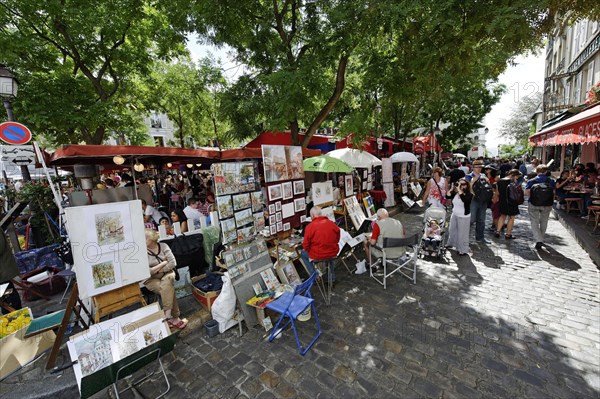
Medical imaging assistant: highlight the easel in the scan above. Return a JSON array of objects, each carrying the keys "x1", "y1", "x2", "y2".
[
  {"x1": 92, "y1": 283, "x2": 147, "y2": 323},
  {"x1": 46, "y1": 282, "x2": 93, "y2": 369}
]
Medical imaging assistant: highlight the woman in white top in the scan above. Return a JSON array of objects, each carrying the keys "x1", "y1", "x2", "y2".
[
  {"x1": 446, "y1": 178, "x2": 473, "y2": 256},
  {"x1": 421, "y1": 167, "x2": 447, "y2": 208}
]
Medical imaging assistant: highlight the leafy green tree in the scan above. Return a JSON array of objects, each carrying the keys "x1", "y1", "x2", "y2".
[
  {"x1": 192, "y1": 0, "x2": 376, "y2": 146},
  {"x1": 143, "y1": 57, "x2": 226, "y2": 148},
  {"x1": 498, "y1": 91, "x2": 542, "y2": 150},
  {"x1": 0, "y1": 0, "x2": 188, "y2": 145}
]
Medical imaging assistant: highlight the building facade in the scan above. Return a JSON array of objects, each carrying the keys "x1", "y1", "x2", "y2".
[{"x1": 533, "y1": 15, "x2": 600, "y2": 170}]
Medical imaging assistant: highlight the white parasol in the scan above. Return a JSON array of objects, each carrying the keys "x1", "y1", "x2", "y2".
[
  {"x1": 453, "y1": 153, "x2": 466, "y2": 158},
  {"x1": 390, "y1": 152, "x2": 419, "y2": 163},
  {"x1": 326, "y1": 148, "x2": 382, "y2": 168}
]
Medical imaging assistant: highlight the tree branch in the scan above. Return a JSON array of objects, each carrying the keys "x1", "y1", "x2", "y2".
[{"x1": 301, "y1": 52, "x2": 350, "y2": 147}]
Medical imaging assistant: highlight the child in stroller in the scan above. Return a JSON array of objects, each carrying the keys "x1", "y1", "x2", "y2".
[
  {"x1": 423, "y1": 220, "x2": 442, "y2": 253},
  {"x1": 420, "y1": 207, "x2": 447, "y2": 257}
]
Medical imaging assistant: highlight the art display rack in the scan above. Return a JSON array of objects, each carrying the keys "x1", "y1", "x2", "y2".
[{"x1": 79, "y1": 331, "x2": 180, "y2": 399}]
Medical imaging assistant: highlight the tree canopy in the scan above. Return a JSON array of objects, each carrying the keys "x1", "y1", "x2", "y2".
[
  {"x1": 0, "y1": 0, "x2": 188, "y2": 145},
  {"x1": 1, "y1": 1, "x2": 599, "y2": 148}
]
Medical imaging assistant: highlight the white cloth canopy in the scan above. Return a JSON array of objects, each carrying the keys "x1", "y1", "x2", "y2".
[
  {"x1": 326, "y1": 148, "x2": 382, "y2": 168},
  {"x1": 390, "y1": 152, "x2": 419, "y2": 163}
]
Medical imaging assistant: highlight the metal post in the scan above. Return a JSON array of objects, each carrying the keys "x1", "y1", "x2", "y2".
[{"x1": 3, "y1": 100, "x2": 31, "y2": 181}]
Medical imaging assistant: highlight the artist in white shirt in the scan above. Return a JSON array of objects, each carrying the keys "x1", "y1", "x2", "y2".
[{"x1": 141, "y1": 199, "x2": 163, "y2": 226}]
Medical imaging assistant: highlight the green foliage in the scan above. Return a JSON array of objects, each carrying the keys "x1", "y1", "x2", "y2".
[
  {"x1": 499, "y1": 91, "x2": 542, "y2": 150},
  {"x1": 0, "y1": 0, "x2": 187, "y2": 144},
  {"x1": 141, "y1": 57, "x2": 227, "y2": 147}
]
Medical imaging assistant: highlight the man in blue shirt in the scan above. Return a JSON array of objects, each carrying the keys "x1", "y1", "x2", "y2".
[{"x1": 525, "y1": 164, "x2": 556, "y2": 250}]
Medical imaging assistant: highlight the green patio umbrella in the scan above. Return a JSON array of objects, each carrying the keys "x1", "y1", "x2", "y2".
[{"x1": 303, "y1": 155, "x2": 354, "y2": 173}]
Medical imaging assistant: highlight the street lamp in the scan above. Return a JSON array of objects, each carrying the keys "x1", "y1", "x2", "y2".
[{"x1": 0, "y1": 65, "x2": 31, "y2": 181}]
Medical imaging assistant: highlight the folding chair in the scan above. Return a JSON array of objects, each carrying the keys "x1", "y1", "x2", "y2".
[
  {"x1": 369, "y1": 233, "x2": 421, "y2": 289},
  {"x1": 265, "y1": 271, "x2": 321, "y2": 355}
]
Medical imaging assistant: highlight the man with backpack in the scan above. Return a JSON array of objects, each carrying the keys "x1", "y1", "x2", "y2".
[
  {"x1": 465, "y1": 160, "x2": 494, "y2": 243},
  {"x1": 525, "y1": 164, "x2": 556, "y2": 250}
]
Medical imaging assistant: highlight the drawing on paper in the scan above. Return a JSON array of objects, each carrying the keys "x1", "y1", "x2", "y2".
[
  {"x1": 262, "y1": 145, "x2": 288, "y2": 182},
  {"x1": 232, "y1": 193, "x2": 252, "y2": 210},
  {"x1": 216, "y1": 196, "x2": 233, "y2": 219},
  {"x1": 268, "y1": 184, "x2": 283, "y2": 201},
  {"x1": 95, "y1": 212, "x2": 125, "y2": 246},
  {"x1": 285, "y1": 146, "x2": 304, "y2": 179},
  {"x1": 282, "y1": 182, "x2": 293, "y2": 200},
  {"x1": 141, "y1": 324, "x2": 164, "y2": 346},
  {"x1": 74, "y1": 330, "x2": 114, "y2": 377},
  {"x1": 91, "y1": 261, "x2": 116, "y2": 288},
  {"x1": 116, "y1": 339, "x2": 140, "y2": 359},
  {"x1": 251, "y1": 191, "x2": 263, "y2": 212},
  {"x1": 293, "y1": 180, "x2": 305, "y2": 195}
]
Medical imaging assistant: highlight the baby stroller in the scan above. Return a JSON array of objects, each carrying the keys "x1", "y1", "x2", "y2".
[{"x1": 419, "y1": 207, "x2": 448, "y2": 258}]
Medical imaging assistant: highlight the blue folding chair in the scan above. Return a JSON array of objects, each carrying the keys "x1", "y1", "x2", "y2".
[{"x1": 265, "y1": 271, "x2": 321, "y2": 355}]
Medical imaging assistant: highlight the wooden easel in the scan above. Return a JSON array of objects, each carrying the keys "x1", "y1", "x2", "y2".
[
  {"x1": 46, "y1": 282, "x2": 92, "y2": 369},
  {"x1": 92, "y1": 283, "x2": 147, "y2": 323}
]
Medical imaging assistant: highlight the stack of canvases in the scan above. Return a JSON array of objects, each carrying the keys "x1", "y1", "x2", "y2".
[
  {"x1": 262, "y1": 145, "x2": 307, "y2": 236},
  {"x1": 212, "y1": 162, "x2": 265, "y2": 245}
]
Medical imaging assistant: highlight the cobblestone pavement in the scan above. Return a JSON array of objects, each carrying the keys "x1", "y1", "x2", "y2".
[{"x1": 2, "y1": 206, "x2": 599, "y2": 399}]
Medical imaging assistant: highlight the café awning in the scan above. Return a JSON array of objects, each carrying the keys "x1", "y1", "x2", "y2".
[
  {"x1": 50, "y1": 144, "x2": 222, "y2": 166},
  {"x1": 529, "y1": 103, "x2": 600, "y2": 146}
]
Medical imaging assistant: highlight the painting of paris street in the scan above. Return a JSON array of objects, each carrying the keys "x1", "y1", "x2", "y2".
[
  {"x1": 95, "y1": 211, "x2": 125, "y2": 246},
  {"x1": 92, "y1": 261, "x2": 117, "y2": 289}
]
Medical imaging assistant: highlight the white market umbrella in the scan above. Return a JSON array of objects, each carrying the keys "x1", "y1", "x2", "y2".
[
  {"x1": 390, "y1": 152, "x2": 419, "y2": 163},
  {"x1": 453, "y1": 153, "x2": 466, "y2": 158},
  {"x1": 326, "y1": 148, "x2": 382, "y2": 168}
]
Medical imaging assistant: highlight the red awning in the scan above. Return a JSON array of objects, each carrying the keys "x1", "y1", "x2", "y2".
[
  {"x1": 244, "y1": 130, "x2": 332, "y2": 147},
  {"x1": 50, "y1": 144, "x2": 221, "y2": 166},
  {"x1": 221, "y1": 147, "x2": 320, "y2": 160},
  {"x1": 529, "y1": 103, "x2": 600, "y2": 146},
  {"x1": 412, "y1": 135, "x2": 441, "y2": 154}
]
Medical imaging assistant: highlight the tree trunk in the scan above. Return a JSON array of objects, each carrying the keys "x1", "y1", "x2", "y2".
[
  {"x1": 300, "y1": 53, "x2": 350, "y2": 147},
  {"x1": 290, "y1": 120, "x2": 300, "y2": 146}
]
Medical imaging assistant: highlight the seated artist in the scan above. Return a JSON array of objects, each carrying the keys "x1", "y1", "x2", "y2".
[
  {"x1": 145, "y1": 229, "x2": 187, "y2": 329},
  {"x1": 364, "y1": 208, "x2": 406, "y2": 268},
  {"x1": 300, "y1": 206, "x2": 340, "y2": 283}
]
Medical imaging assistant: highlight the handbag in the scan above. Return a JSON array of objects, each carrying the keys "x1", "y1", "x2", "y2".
[{"x1": 433, "y1": 179, "x2": 447, "y2": 207}]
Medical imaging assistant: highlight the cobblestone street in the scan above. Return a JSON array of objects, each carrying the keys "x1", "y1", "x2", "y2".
[{"x1": 3, "y1": 207, "x2": 599, "y2": 399}]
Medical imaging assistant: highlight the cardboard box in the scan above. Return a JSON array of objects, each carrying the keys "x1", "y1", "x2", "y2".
[
  {"x1": 0, "y1": 308, "x2": 56, "y2": 378},
  {"x1": 191, "y1": 274, "x2": 222, "y2": 313}
]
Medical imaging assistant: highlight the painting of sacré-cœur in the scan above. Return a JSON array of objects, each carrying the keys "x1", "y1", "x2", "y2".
[{"x1": 95, "y1": 211, "x2": 125, "y2": 246}]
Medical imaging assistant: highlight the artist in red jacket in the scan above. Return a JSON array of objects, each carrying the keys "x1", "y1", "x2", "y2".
[{"x1": 301, "y1": 206, "x2": 340, "y2": 282}]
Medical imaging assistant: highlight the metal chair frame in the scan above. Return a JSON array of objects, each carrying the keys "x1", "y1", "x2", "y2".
[{"x1": 369, "y1": 234, "x2": 421, "y2": 289}]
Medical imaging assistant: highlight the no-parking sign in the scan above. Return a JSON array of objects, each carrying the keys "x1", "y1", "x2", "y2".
[{"x1": 0, "y1": 122, "x2": 33, "y2": 145}]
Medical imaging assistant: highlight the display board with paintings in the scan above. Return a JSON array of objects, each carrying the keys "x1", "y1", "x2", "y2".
[
  {"x1": 344, "y1": 196, "x2": 368, "y2": 231},
  {"x1": 221, "y1": 238, "x2": 279, "y2": 326},
  {"x1": 67, "y1": 303, "x2": 170, "y2": 393},
  {"x1": 312, "y1": 181, "x2": 334, "y2": 206},
  {"x1": 65, "y1": 200, "x2": 150, "y2": 300},
  {"x1": 212, "y1": 162, "x2": 265, "y2": 245},
  {"x1": 262, "y1": 145, "x2": 307, "y2": 236}
]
